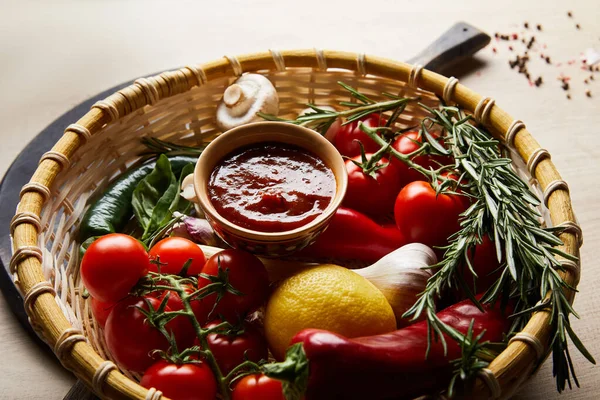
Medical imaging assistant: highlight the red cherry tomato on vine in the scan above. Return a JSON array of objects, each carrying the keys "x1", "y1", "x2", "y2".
[
  {"x1": 149, "y1": 237, "x2": 206, "y2": 276},
  {"x1": 81, "y1": 233, "x2": 149, "y2": 302},
  {"x1": 198, "y1": 250, "x2": 269, "y2": 322},
  {"x1": 104, "y1": 297, "x2": 182, "y2": 372},
  {"x1": 334, "y1": 113, "x2": 386, "y2": 157},
  {"x1": 390, "y1": 131, "x2": 452, "y2": 186},
  {"x1": 394, "y1": 181, "x2": 468, "y2": 248},
  {"x1": 90, "y1": 297, "x2": 116, "y2": 328},
  {"x1": 202, "y1": 320, "x2": 268, "y2": 374},
  {"x1": 151, "y1": 285, "x2": 212, "y2": 348},
  {"x1": 232, "y1": 374, "x2": 285, "y2": 400},
  {"x1": 343, "y1": 154, "x2": 402, "y2": 216},
  {"x1": 141, "y1": 360, "x2": 217, "y2": 400}
]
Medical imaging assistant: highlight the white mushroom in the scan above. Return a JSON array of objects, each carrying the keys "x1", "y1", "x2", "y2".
[
  {"x1": 216, "y1": 74, "x2": 279, "y2": 131},
  {"x1": 299, "y1": 105, "x2": 341, "y2": 143}
]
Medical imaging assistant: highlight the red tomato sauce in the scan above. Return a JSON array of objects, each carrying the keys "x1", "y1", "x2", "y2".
[{"x1": 208, "y1": 143, "x2": 335, "y2": 232}]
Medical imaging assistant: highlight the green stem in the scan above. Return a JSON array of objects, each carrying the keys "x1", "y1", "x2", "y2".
[
  {"x1": 223, "y1": 360, "x2": 261, "y2": 385},
  {"x1": 163, "y1": 276, "x2": 232, "y2": 399}
]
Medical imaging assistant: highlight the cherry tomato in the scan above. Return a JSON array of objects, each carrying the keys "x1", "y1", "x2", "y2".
[
  {"x1": 394, "y1": 181, "x2": 468, "y2": 248},
  {"x1": 149, "y1": 237, "x2": 206, "y2": 276},
  {"x1": 104, "y1": 297, "x2": 182, "y2": 372},
  {"x1": 390, "y1": 131, "x2": 452, "y2": 186},
  {"x1": 334, "y1": 113, "x2": 386, "y2": 157},
  {"x1": 90, "y1": 297, "x2": 116, "y2": 328},
  {"x1": 232, "y1": 374, "x2": 284, "y2": 400},
  {"x1": 343, "y1": 154, "x2": 402, "y2": 216},
  {"x1": 467, "y1": 235, "x2": 502, "y2": 293},
  {"x1": 81, "y1": 234, "x2": 149, "y2": 302},
  {"x1": 149, "y1": 285, "x2": 205, "y2": 348},
  {"x1": 202, "y1": 320, "x2": 268, "y2": 374},
  {"x1": 141, "y1": 360, "x2": 217, "y2": 400},
  {"x1": 198, "y1": 250, "x2": 269, "y2": 322}
]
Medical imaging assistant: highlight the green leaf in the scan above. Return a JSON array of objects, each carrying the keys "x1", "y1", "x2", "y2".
[
  {"x1": 79, "y1": 235, "x2": 101, "y2": 258},
  {"x1": 132, "y1": 155, "x2": 194, "y2": 242},
  {"x1": 262, "y1": 343, "x2": 309, "y2": 400},
  {"x1": 565, "y1": 321, "x2": 597, "y2": 364}
]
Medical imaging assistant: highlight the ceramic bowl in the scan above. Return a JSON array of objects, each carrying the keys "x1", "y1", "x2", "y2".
[{"x1": 194, "y1": 121, "x2": 347, "y2": 257}]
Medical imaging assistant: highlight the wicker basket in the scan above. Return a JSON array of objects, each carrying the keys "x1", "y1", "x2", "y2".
[{"x1": 9, "y1": 49, "x2": 582, "y2": 400}]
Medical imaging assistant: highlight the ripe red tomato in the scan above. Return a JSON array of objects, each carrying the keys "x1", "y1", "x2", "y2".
[
  {"x1": 141, "y1": 360, "x2": 217, "y2": 400},
  {"x1": 198, "y1": 250, "x2": 269, "y2": 322},
  {"x1": 202, "y1": 320, "x2": 268, "y2": 374},
  {"x1": 466, "y1": 235, "x2": 502, "y2": 293},
  {"x1": 232, "y1": 374, "x2": 284, "y2": 400},
  {"x1": 149, "y1": 237, "x2": 206, "y2": 276},
  {"x1": 334, "y1": 113, "x2": 386, "y2": 157},
  {"x1": 81, "y1": 234, "x2": 149, "y2": 302},
  {"x1": 90, "y1": 297, "x2": 116, "y2": 328},
  {"x1": 394, "y1": 181, "x2": 468, "y2": 248},
  {"x1": 390, "y1": 131, "x2": 452, "y2": 186},
  {"x1": 150, "y1": 285, "x2": 212, "y2": 348},
  {"x1": 104, "y1": 297, "x2": 182, "y2": 372},
  {"x1": 343, "y1": 154, "x2": 402, "y2": 216}
]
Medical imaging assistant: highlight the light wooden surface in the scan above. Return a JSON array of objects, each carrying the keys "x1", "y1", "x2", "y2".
[{"x1": 0, "y1": 0, "x2": 598, "y2": 399}]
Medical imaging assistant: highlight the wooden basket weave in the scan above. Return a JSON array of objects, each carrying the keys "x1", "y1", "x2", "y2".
[{"x1": 9, "y1": 49, "x2": 582, "y2": 400}]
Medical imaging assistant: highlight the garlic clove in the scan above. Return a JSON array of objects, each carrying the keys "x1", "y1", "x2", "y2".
[{"x1": 180, "y1": 173, "x2": 198, "y2": 203}]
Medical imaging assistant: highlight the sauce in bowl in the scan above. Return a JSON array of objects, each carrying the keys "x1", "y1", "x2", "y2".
[{"x1": 208, "y1": 142, "x2": 336, "y2": 233}]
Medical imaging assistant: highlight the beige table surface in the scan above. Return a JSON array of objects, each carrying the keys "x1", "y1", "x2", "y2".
[{"x1": 1, "y1": 0, "x2": 598, "y2": 399}]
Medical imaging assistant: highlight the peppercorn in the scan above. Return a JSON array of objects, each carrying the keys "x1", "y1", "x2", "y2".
[
  {"x1": 586, "y1": 90, "x2": 592, "y2": 97},
  {"x1": 567, "y1": 94, "x2": 571, "y2": 99},
  {"x1": 537, "y1": 24, "x2": 542, "y2": 31},
  {"x1": 524, "y1": 22, "x2": 529, "y2": 29},
  {"x1": 576, "y1": 24, "x2": 581, "y2": 30},
  {"x1": 545, "y1": 56, "x2": 551, "y2": 64},
  {"x1": 567, "y1": 11, "x2": 572, "y2": 17}
]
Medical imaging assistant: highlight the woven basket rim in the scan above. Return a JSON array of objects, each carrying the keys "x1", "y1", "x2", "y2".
[{"x1": 10, "y1": 49, "x2": 581, "y2": 400}]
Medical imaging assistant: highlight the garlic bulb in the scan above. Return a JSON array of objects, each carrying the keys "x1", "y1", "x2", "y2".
[
  {"x1": 198, "y1": 243, "x2": 436, "y2": 326},
  {"x1": 298, "y1": 105, "x2": 341, "y2": 143},
  {"x1": 216, "y1": 74, "x2": 279, "y2": 131},
  {"x1": 353, "y1": 243, "x2": 437, "y2": 326}
]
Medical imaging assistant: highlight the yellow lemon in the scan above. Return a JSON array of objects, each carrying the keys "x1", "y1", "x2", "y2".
[{"x1": 264, "y1": 264, "x2": 396, "y2": 359}]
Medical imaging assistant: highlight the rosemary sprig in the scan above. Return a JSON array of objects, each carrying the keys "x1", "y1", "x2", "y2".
[
  {"x1": 258, "y1": 81, "x2": 418, "y2": 135},
  {"x1": 447, "y1": 321, "x2": 492, "y2": 398},
  {"x1": 140, "y1": 137, "x2": 206, "y2": 157},
  {"x1": 364, "y1": 103, "x2": 594, "y2": 392}
]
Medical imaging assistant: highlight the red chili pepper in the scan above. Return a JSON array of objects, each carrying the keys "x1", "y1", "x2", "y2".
[
  {"x1": 299, "y1": 206, "x2": 406, "y2": 263},
  {"x1": 289, "y1": 298, "x2": 512, "y2": 400}
]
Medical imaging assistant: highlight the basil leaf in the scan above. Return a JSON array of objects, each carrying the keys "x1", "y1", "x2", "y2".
[{"x1": 132, "y1": 154, "x2": 194, "y2": 241}]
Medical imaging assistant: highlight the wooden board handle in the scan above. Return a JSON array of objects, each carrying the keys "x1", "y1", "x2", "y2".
[{"x1": 405, "y1": 21, "x2": 491, "y2": 73}]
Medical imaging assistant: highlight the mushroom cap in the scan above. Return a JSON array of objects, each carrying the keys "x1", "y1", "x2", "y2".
[{"x1": 216, "y1": 74, "x2": 279, "y2": 132}]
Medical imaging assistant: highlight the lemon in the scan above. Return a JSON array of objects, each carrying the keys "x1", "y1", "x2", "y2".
[{"x1": 264, "y1": 264, "x2": 396, "y2": 359}]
